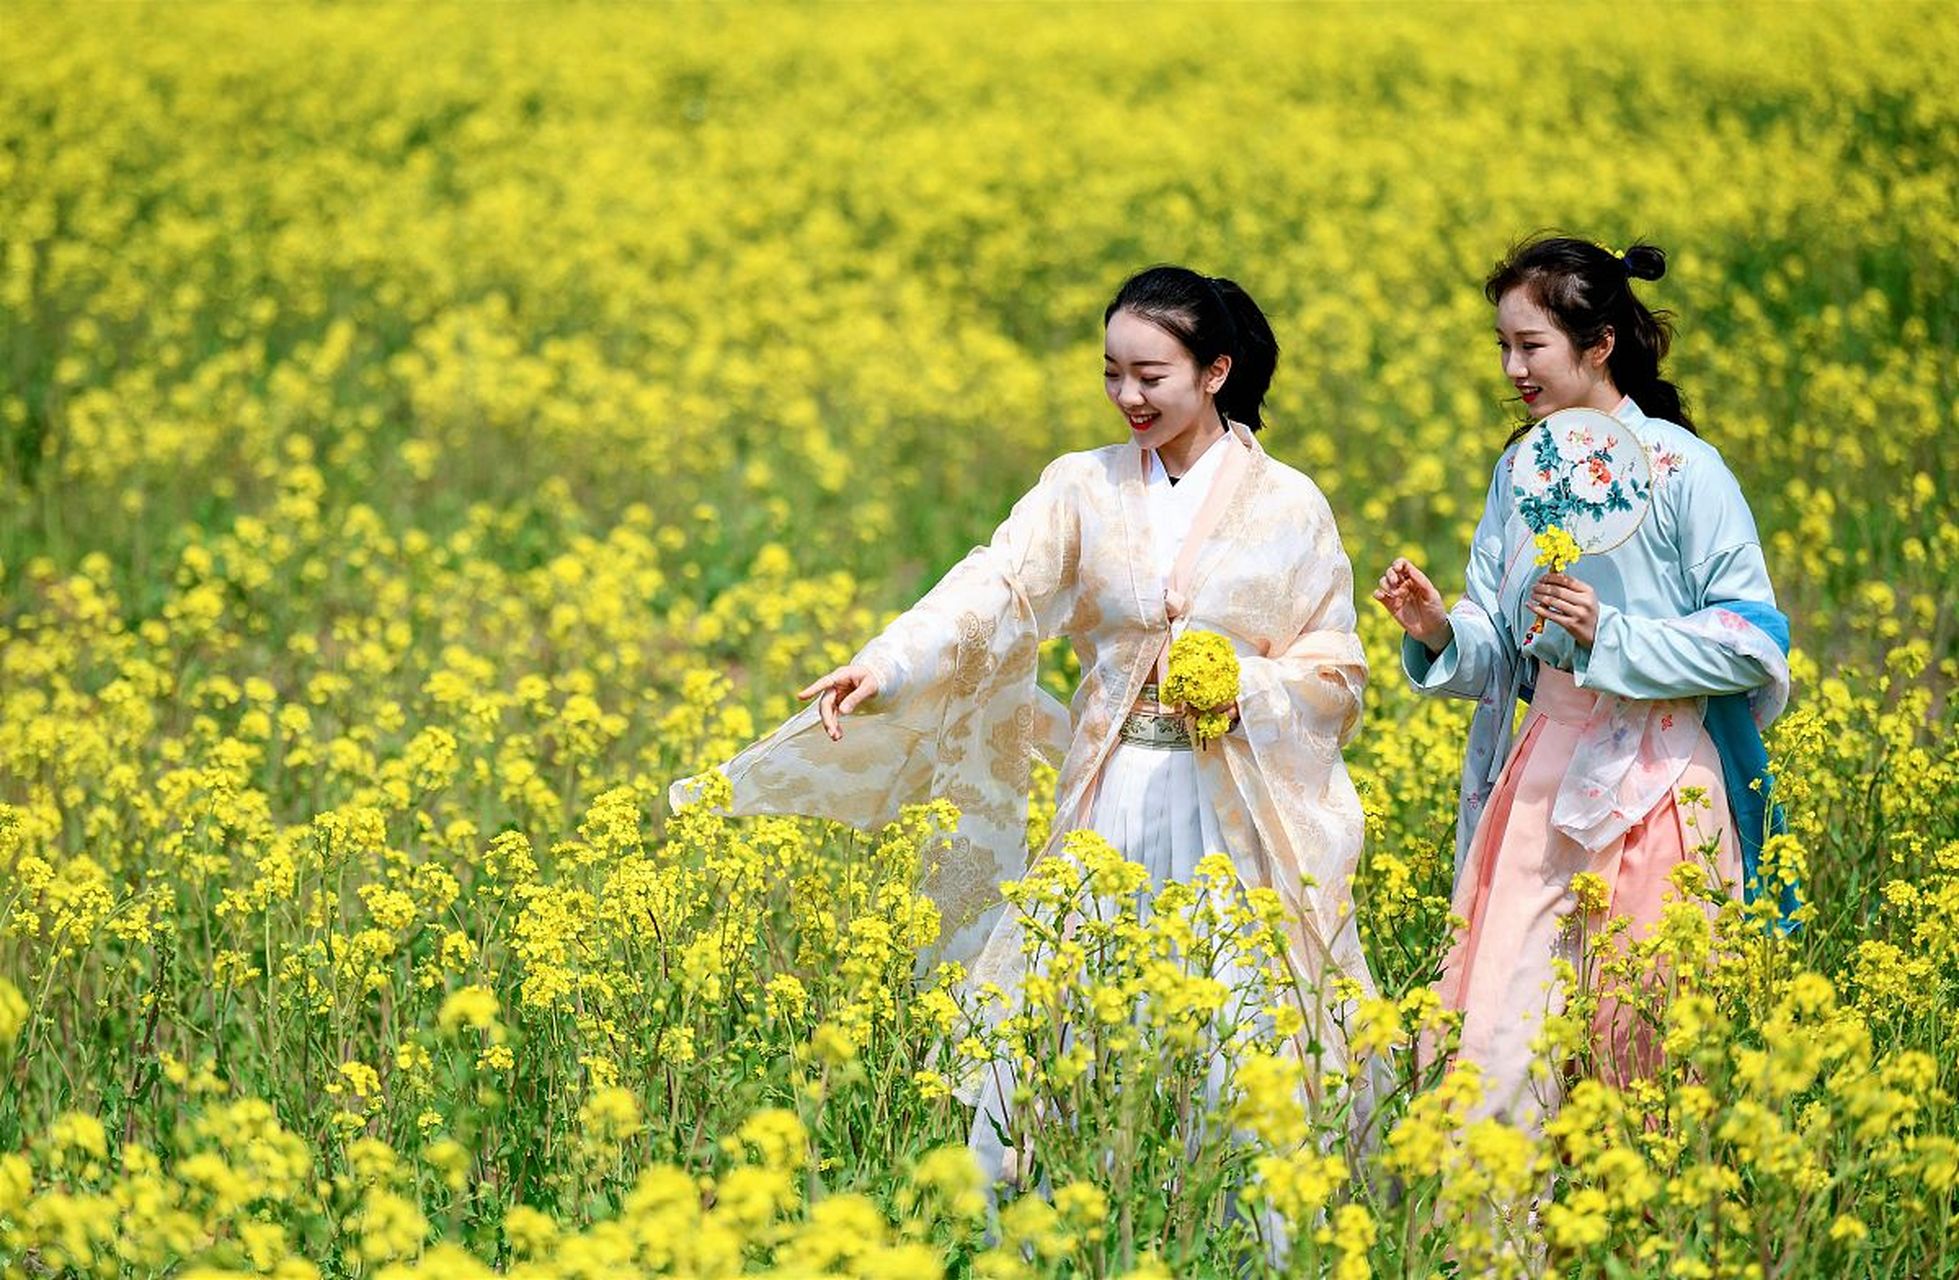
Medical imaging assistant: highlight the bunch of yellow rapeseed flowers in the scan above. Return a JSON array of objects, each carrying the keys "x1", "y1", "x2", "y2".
[
  {"x1": 1532, "y1": 525, "x2": 1583, "y2": 573},
  {"x1": 1163, "y1": 630, "x2": 1241, "y2": 746}
]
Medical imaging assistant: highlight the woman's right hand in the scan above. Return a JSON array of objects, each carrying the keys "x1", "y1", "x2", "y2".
[
  {"x1": 1372, "y1": 558, "x2": 1453, "y2": 654},
  {"x1": 796, "y1": 664, "x2": 881, "y2": 741}
]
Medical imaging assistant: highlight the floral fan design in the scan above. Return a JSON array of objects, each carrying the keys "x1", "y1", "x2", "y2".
[{"x1": 1510, "y1": 406, "x2": 1654, "y2": 555}]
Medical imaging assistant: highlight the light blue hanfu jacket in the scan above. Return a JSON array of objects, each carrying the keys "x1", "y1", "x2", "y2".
[{"x1": 1402, "y1": 397, "x2": 1797, "y2": 924}]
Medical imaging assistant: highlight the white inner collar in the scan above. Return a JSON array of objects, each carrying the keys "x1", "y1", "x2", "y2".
[{"x1": 1147, "y1": 428, "x2": 1231, "y2": 489}]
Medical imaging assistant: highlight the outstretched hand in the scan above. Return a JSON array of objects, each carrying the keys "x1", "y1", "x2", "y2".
[
  {"x1": 796, "y1": 664, "x2": 881, "y2": 741},
  {"x1": 1372, "y1": 558, "x2": 1452, "y2": 653}
]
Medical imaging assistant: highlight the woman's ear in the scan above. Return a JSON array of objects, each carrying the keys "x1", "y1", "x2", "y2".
[
  {"x1": 1205, "y1": 353, "x2": 1233, "y2": 395},
  {"x1": 1591, "y1": 326, "x2": 1616, "y2": 368}
]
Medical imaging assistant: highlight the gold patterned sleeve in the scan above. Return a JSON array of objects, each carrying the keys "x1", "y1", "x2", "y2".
[
  {"x1": 1213, "y1": 485, "x2": 1372, "y2": 1003},
  {"x1": 670, "y1": 454, "x2": 1083, "y2": 967},
  {"x1": 1234, "y1": 499, "x2": 1367, "y2": 751},
  {"x1": 853, "y1": 455, "x2": 1081, "y2": 708}
]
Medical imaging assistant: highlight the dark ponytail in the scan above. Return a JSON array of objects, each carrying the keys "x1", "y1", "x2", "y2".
[
  {"x1": 1484, "y1": 235, "x2": 1696, "y2": 439},
  {"x1": 1105, "y1": 266, "x2": 1278, "y2": 431}
]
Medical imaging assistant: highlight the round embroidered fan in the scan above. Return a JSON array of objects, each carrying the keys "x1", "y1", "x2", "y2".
[{"x1": 1510, "y1": 406, "x2": 1654, "y2": 554}]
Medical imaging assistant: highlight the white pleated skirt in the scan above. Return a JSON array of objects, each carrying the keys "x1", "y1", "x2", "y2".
[{"x1": 1086, "y1": 741, "x2": 1229, "y2": 883}]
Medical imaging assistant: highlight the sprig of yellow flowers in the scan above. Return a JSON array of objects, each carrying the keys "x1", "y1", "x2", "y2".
[{"x1": 1163, "y1": 630, "x2": 1241, "y2": 747}]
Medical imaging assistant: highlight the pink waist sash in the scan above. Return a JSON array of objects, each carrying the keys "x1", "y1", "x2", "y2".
[{"x1": 1528, "y1": 667, "x2": 1600, "y2": 728}]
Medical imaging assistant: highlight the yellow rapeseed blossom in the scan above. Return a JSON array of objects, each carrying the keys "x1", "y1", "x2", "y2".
[
  {"x1": 1163, "y1": 630, "x2": 1241, "y2": 746},
  {"x1": 1533, "y1": 525, "x2": 1583, "y2": 573},
  {"x1": 0, "y1": 2, "x2": 1954, "y2": 1276},
  {"x1": 436, "y1": 985, "x2": 500, "y2": 1033},
  {"x1": 0, "y1": 978, "x2": 26, "y2": 1050}
]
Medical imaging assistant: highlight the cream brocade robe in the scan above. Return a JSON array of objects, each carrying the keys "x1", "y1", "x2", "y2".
[{"x1": 673, "y1": 421, "x2": 1375, "y2": 1030}]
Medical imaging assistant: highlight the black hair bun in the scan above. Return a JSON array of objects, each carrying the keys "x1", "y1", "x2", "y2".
[{"x1": 1622, "y1": 244, "x2": 1667, "y2": 282}]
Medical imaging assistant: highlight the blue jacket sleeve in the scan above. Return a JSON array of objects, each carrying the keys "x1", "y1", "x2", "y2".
[
  {"x1": 1570, "y1": 457, "x2": 1779, "y2": 700},
  {"x1": 1403, "y1": 452, "x2": 1516, "y2": 700}
]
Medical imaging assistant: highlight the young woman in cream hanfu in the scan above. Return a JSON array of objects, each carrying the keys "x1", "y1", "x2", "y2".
[
  {"x1": 1375, "y1": 236, "x2": 1793, "y2": 1131},
  {"x1": 673, "y1": 266, "x2": 1377, "y2": 1179}
]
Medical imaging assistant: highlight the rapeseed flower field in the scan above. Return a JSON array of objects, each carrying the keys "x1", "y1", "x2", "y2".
[{"x1": 2, "y1": 1, "x2": 1956, "y2": 1275}]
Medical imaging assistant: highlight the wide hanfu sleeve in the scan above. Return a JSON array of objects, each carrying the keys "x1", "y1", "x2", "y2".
[
  {"x1": 1568, "y1": 458, "x2": 1780, "y2": 700},
  {"x1": 1219, "y1": 483, "x2": 1373, "y2": 996},
  {"x1": 669, "y1": 456, "x2": 1081, "y2": 966},
  {"x1": 1397, "y1": 449, "x2": 1533, "y2": 875},
  {"x1": 1402, "y1": 451, "x2": 1520, "y2": 699}
]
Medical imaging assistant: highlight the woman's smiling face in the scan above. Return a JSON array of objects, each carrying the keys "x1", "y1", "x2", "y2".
[
  {"x1": 1494, "y1": 287, "x2": 1619, "y2": 418},
  {"x1": 1103, "y1": 307, "x2": 1229, "y2": 451}
]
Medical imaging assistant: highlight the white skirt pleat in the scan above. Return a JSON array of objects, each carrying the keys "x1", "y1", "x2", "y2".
[{"x1": 1087, "y1": 741, "x2": 1228, "y2": 885}]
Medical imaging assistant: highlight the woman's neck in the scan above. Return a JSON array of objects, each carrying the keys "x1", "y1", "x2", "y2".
[
  {"x1": 1579, "y1": 379, "x2": 1626, "y2": 414},
  {"x1": 1157, "y1": 418, "x2": 1227, "y2": 478}
]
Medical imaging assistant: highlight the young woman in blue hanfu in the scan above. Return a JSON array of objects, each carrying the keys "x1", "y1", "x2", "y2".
[{"x1": 1373, "y1": 236, "x2": 1796, "y2": 1131}]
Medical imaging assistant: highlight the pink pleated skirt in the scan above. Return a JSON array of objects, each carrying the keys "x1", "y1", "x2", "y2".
[{"x1": 1434, "y1": 668, "x2": 1739, "y2": 1130}]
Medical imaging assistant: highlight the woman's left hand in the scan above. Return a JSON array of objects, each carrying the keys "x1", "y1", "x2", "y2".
[{"x1": 1529, "y1": 572, "x2": 1599, "y2": 648}]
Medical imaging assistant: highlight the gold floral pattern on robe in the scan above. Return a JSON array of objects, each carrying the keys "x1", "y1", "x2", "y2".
[{"x1": 671, "y1": 421, "x2": 1374, "y2": 1044}]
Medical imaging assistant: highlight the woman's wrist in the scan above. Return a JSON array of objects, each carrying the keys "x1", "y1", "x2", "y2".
[{"x1": 1418, "y1": 619, "x2": 1453, "y2": 657}]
